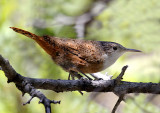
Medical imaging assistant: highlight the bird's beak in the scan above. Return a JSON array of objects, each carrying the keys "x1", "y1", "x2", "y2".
[{"x1": 125, "y1": 48, "x2": 142, "y2": 52}]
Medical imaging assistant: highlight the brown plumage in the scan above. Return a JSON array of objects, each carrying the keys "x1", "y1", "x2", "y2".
[
  {"x1": 10, "y1": 27, "x2": 141, "y2": 74},
  {"x1": 10, "y1": 27, "x2": 107, "y2": 73}
]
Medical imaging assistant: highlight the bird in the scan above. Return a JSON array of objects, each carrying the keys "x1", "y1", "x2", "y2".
[{"x1": 10, "y1": 27, "x2": 141, "y2": 80}]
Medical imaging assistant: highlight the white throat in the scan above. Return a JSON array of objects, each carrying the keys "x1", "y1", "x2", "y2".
[{"x1": 101, "y1": 52, "x2": 124, "y2": 71}]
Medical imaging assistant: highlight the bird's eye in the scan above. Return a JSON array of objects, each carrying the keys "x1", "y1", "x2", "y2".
[{"x1": 113, "y1": 46, "x2": 117, "y2": 50}]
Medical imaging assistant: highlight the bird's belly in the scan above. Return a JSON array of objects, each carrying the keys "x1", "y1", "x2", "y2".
[{"x1": 77, "y1": 62, "x2": 104, "y2": 73}]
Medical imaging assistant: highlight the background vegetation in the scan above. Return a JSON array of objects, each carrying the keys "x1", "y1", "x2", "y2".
[{"x1": 0, "y1": 0, "x2": 160, "y2": 113}]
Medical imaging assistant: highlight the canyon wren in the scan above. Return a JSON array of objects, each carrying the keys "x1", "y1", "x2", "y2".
[{"x1": 10, "y1": 27, "x2": 141, "y2": 77}]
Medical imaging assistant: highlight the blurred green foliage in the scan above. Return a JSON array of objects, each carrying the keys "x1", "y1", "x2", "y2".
[{"x1": 0, "y1": 0, "x2": 160, "y2": 113}]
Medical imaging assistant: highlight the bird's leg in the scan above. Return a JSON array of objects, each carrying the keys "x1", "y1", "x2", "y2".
[
  {"x1": 71, "y1": 74, "x2": 75, "y2": 80},
  {"x1": 79, "y1": 71, "x2": 92, "y2": 80},
  {"x1": 69, "y1": 70, "x2": 92, "y2": 80},
  {"x1": 90, "y1": 72, "x2": 113, "y2": 80},
  {"x1": 89, "y1": 74, "x2": 99, "y2": 80},
  {"x1": 69, "y1": 71, "x2": 83, "y2": 79},
  {"x1": 68, "y1": 74, "x2": 71, "y2": 80},
  {"x1": 69, "y1": 71, "x2": 83, "y2": 95}
]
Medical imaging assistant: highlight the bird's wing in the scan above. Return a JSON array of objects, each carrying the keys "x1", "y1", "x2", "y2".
[{"x1": 62, "y1": 39, "x2": 104, "y2": 63}]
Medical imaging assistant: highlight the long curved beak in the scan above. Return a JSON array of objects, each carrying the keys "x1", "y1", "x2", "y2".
[{"x1": 125, "y1": 48, "x2": 142, "y2": 52}]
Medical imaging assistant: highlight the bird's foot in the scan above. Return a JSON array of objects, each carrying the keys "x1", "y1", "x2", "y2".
[{"x1": 90, "y1": 72, "x2": 112, "y2": 80}]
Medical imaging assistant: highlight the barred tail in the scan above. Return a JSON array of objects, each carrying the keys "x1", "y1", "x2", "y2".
[{"x1": 10, "y1": 27, "x2": 39, "y2": 40}]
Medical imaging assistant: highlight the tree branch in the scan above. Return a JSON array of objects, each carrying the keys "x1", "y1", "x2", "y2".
[
  {"x1": 0, "y1": 54, "x2": 160, "y2": 113},
  {"x1": 23, "y1": 77, "x2": 160, "y2": 94},
  {"x1": 0, "y1": 55, "x2": 60, "y2": 113}
]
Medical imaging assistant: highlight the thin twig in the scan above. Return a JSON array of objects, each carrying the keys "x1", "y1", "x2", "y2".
[
  {"x1": 70, "y1": 72, "x2": 83, "y2": 95},
  {"x1": 111, "y1": 94, "x2": 125, "y2": 113},
  {"x1": 23, "y1": 96, "x2": 34, "y2": 105},
  {"x1": 111, "y1": 65, "x2": 128, "y2": 113},
  {"x1": 115, "y1": 65, "x2": 128, "y2": 84}
]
